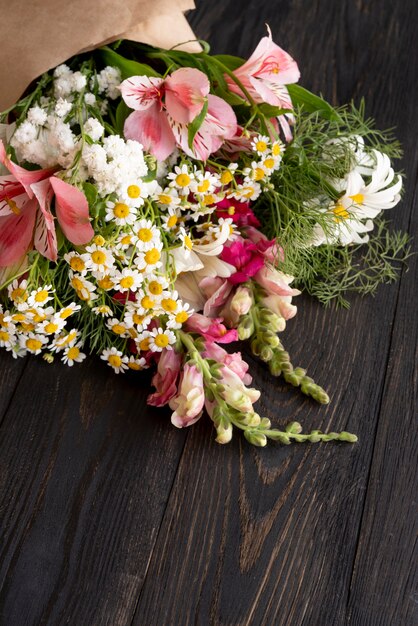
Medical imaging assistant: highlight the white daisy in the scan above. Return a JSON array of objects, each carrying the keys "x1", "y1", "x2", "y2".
[
  {"x1": 62, "y1": 343, "x2": 86, "y2": 366},
  {"x1": 149, "y1": 327, "x2": 176, "y2": 352},
  {"x1": 101, "y1": 347, "x2": 129, "y2": 374}
]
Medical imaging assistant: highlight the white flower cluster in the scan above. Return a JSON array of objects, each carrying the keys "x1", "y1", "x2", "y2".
[
  {"x1": 81, "y1": 135, "x2": 149, "y2": 196},
  {"x1": 94, "y1": 66, "x2": 122, "y2": 100},
  {"x1": 311, "y1": 136, "x2": 403, "y2": 246}
]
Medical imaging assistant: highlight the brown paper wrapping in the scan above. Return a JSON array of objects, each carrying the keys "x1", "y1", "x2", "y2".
[{"x1": 0, "y1": 0, "x2": 199, "y2": 110}]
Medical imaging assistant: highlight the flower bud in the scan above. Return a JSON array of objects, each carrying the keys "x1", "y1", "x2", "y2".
[
  {"x1": 260, "y1": 346, "x2": 274, "y2": 362},
  {"x1": 238, "y1": 315, "x2": 254, "y2": 340},
  {"x1": 230, "y1": 286, "x2": 253, "y2": 316},
  {"x1": 215, "y1": 423, "x2": 233, "y2": 444},
  {"x1": 244, "y1": 431, "x2": 267, "y2": 447}
]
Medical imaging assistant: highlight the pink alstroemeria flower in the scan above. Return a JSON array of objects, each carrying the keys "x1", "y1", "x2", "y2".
[
  {"x1": 225, "y1": 29, "x2": 300, "y2": 140},
  {"x1": 0, "y1": 141, "x2": 93, "y2": 266},
  {"x1": 220, "y1": 239, "x2": 265, "y2": 284},
  {"x1": 148, "y1": 349, "x2": 183, "y2": 407},
  {"x1": 169, "y1": 363, "x2": 205, "y2": 428},
  {"x1": 185, "y1": 313, "x2": 238, "y2": 343},
  {"x1": 121, "y1": 68, "x2": 237, "y2": 161}
]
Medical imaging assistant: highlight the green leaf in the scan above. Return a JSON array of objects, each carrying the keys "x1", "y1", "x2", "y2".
[
  {"x1": 82, "y1": 182, "x2": 98, "y2": 207},
  {"x1": 215, "y1": 87, "x2": 248, "y2": 106},
  {"x1": 188, "y1": 99, "x2": 209, "y2": 150},
  {"x1": 115, "y1": 100, "x2": 131, "y2": 135},
  {"x1": 100, "y1": 46, "x2": 160, "y2": 79},
  {"x1": 258, "y1": 103, "x2": 292, "y2": 117},
  {"x1": 212, "y1": 54, "x2": 246, "y2": 71},
  {"x1": 287, "y1": 85, "x2": 342, "y2": 122}
]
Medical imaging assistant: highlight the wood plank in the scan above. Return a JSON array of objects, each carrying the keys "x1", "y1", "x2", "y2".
[
  {"x1": 0, "y1": 352, "x2": 27, "y2": 422},
  {"x1": 130, "y1": 0, "x2": 417, "y2": 624},
  {"x1": 346, "y1": 186, "x2": 418, "y2": 625},
  {"x1": 0, "y1": 357, "x2": 188, "y2": 625}
]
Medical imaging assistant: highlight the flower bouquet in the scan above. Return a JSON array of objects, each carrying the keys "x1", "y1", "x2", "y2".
[{"x1": 0, "y1": 30, "x2": 408, "y2": 447}]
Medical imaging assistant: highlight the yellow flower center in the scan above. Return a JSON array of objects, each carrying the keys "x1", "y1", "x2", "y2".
[
  {"x1": 128, "y1": 360, "x2": 142, "y2": 370},
  {"x1": 96, "y1": 305, "x2": 111, "y2": 315},
  {"x1": 132, "y1": 313, "x2": 145, "y2": 325},
  {"x1": 76, "y1": 290, "x2": 90, "y2": 302},
  {"x1": 34, "y1": 290, "x2": 49, "y2": 303},
  {"x1": 253, "y1": 167, "x2": 265, "y2": 181},
  {"x1": 167, "y1": 215, "x2": 178, "y2": 228},
  {"x1": 112, "y1": 324, "x2": 126, "y2": 335},
  {"x1": 20, "y1": 322, "x2": 35, "y2": 332},
  {"x1": 141, "y1": 296, "x2": 155, "y2": 309},
  {"x1": 175, "y1": 173, "x2": 191, "y2": 188},
  {"x1": 161, "y1": 298, "x2": 177, "y2": 312},
  {"x1": 108, "y1": 354, "x2": 122, "y2": 367},
  {"x1": 113, "y1": 203, "x2": 130, "y2": 218},
  {"x1": 26, "y1": 338, "x2": 42, "y2": 352},
  {"x1": 60, "y1": 307, "x2": 75, "y2": 319},
  {"x1": 220, "y1": 170, "x2": 233, "y2": 185},
  {"x1": 97, "y1": 276, "x2": 114, "y2": 290},
  {"x1": 197, "y1": 179, "x2": 210, "y2": 193},
  {"x1": 350, "y1": 193, "x2": 365, "y2": 205},
  {"x1": 158, "y1": 194, "x2": 173, "y2": 205},
  {"x1": 175, "y1": 311, "x2": 189, "y2": 324},
  {"x1": 67, "y1": 346, "x2": 80, "y2": 360},
  {"x1": 93, "y1": 235, "x2": 106, "y2": 246},
  {"x1": 154, "y1": 334, "x2": 169, "y2": 348},
  {"x1": 148, "y1": 281, "x2": 163, "y2": 295},
  {"x1": 243, "y1": 186, "x2": 255, "y2": 198},
  {"x1": 10, "y1": 287, "x2": 27, "y2": 302},
  {"x1": 0, "y1": 330, "x2": 10, "y2": 341},
  {"x1": 202, "y1": 194, "x2": 216, "y2": 206},
  {"x1": 255, "y1": 140, "x2": 268, "y2": 153},
  {"x1": 127, "y1": 184, "x2": 141, "y2": 199},
  {"x1": 137, "y1": 228, "x2": 153, "y2": 242},
  {"x1": 120, "y1": 235, "x2": 131, "y2": 246},
  {"x1": 263, "y1": 157, "x2": 275, "y2": 169},
  {"x1": 44, "y1": 322, "x2": 59, "y2": 334},
  {"x1": 91, "y1": 250, "x2": 107, "y2": 265},
  {"x1": 69, "y1": 257, "x2": 86, "y2": 272},
  {"x1": 12, "y1": 313, "x2": 26, "y2": 322},
  {"x1": 71, "y1": 277, "x2": 85, "y2": 291},
  {"x1": 120, "y1": 276, "x2": 134, "y2": 290},
  {"x1": 227, "y1": 206, "x2": 235, "y2": 216},
  {"x1": 139, "y1": 337, "x2": 150, "y2": 351},
  {"x1": 332, "y1": 203, "x2": 350, "y2": 221},
  {"x1": 144, "y1": 248, "x2": 161, "y2": 264},
  {"x1": 272, "y1": 144, "x2": 281, "y2": 156}
]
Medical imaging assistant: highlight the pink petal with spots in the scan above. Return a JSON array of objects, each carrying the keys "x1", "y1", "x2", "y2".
[
  {"x1": 0, "y1": 199, "x2": 37, "y2": 266},
  {"x1": 124, "y1": 107, "x2": 176, "y2": 160},
  {"x1": 120, "y1": 75, "x2": 164, "y2": 110},
  {"x1": 165, "y1": 67, "x2": 209, "y2": 123},
  {"x1": 31, "y1": 179, "x2": 57, "y2": 262}
]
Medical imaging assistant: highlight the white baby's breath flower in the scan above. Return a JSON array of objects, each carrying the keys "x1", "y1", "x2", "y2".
[{"x1": 84, "y1": 117, "x2": 104, "y2": 141}]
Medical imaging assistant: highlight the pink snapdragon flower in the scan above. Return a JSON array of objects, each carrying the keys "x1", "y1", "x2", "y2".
[
  {"x1": 185, "y1": 313, "x2": 238, "y2": 343},
  {"x1": 219, "y1": 365, "x2": 260, "y2": 413},
  {"x1": 204, "y1": 341, "x2": 253, "y2": 386},
  {"x1": 245, "y1": 226, "x2": 284, "y2": 264},
  {"x1": 147, "y1": 349, "x2": 183, "y2": 407},
  {"x1": 169, "y1": 363, "x2": 205, "y2": 427},
  {"x1": 215, "y1": 196, "x2": 260, "y2": 227},
  {"x1": 221, "y1": 285, "x2": 253, "y2": 326},
  {"x1": 255, "y1": 265, "x2": 300, "y2": 320},
  {"x1": 220, "y1": 239, "x2": 265, "y2": 284},
  {"x1": 120, "y1": 68, "x2": 237, "y2": 161},
  {"x1": 0, "y1": 141, "x2": 93, "y2": 266},
  {"x1": 225, "y1": 29, "x2": 300, "y2": 140}
]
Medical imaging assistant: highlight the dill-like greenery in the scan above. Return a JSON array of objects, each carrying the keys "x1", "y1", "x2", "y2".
[{"x1": 254, "y1": 101, "x2": 409, "y2": 307}]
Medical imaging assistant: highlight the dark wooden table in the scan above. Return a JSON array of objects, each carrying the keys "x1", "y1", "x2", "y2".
[{"x1": 0, "y1": 1, "x2": 417, "y2": 624}]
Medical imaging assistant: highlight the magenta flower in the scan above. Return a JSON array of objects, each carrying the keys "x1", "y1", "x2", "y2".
[
  {"x1": 121, "y1": 68, "x2": 237, "y2": 161},
  {"x1": 215, "y1": 196, "x2": 260, "y2": 227},
  {"x1": 185, "y1": 313, "x2": 238, "y2": 343},
  {"x1": 0, "y1": 141, "x2": 93, "y2": 267},
  {"x1": 225, "y1": 29, "x2": 300, "y2": 140},
  {"x1": 220, "y1": 239, "x2": 265, "y2": 284}
]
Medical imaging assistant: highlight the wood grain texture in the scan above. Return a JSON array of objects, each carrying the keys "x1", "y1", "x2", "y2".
[{"x1": 0, "y1": 1, "x2": 417, "y2": 625}]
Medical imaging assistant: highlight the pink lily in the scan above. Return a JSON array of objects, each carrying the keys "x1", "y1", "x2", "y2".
[
  {"x1": 185, "y1": 313, "x2": 238, "y2": 343},
  {"x1": 121, "y1": 69, "x2": 237, "y2": 161},
  {"x1": 169, "y1": 363, "x2": 205, "y2": 428},
  {"x1": 0, "y1": 141, "x2": 93, "y2": 266},
  {"x1": 148, "y1": 348, "x2": 183, "y2": 407},
  {"x1": 225, "y1": 29, "x2": 300, "y2": 140}
]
